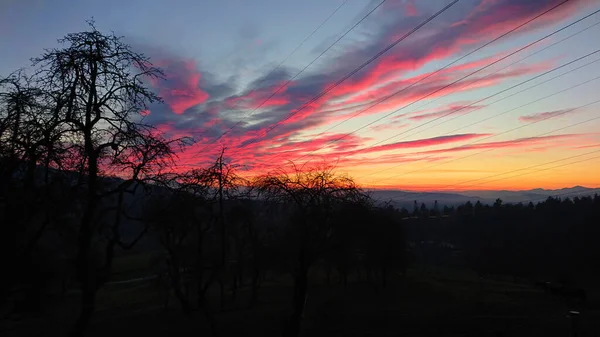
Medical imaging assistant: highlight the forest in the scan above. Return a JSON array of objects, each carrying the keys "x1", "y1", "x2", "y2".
[{"x1": 1, "y1": 23, "x2": 599, "y2": 337}]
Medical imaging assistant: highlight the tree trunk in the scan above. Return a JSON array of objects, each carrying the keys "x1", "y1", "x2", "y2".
[
  {"x1": 70, "y1": 287, "x2": 96, "y2": 337},
  {"x1": 24, "y1": 154, "x2": 37, "y2": 189},
  {"x1": 217, "y1": 152, "x2": 226, "y2": 312},
  {"x1": 161, "y1": 274, "x2": 170, "y2": 311},
  {"x1": 71, "y1": 152, "x2": 97, "y2": 337},
  {"x1": 249, "y1": 243, "x2": 261, "y2": 308},
  {"x1": 231, "y1": 275, "x2": 238, "y2": 301},
  {"x1": 196, "y1": 227, "x2": 206, "y2": 308},
  {"x1": 219, "y1": 279, "x2": 225, "y2": 310},
  {"x1": 250, "y1": 265, "x2": 260, "y2": 308},
  {"x1": 169, "y1": 255, "x2": 191, "y2": 315},
  {"x1": 284, "y1": 268, "x2": 308, "y2": 337}
]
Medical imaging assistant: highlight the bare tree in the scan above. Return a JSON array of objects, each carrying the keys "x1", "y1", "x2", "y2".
[
  {"x1": 253, "y1": 163, "x2": 367, "y2": 337},
  {"x1": 0, "y1": 70, "x2": 51, "y2": 187},
  {"x1": 0, "y1": 70, "x2": 78, "y2": 314},
  {"x1": 180, "y1": 148, "x2": 245, "y2": 310},
  {"x1": 144, "y1": 188, "x2": 196, "y2": 314},
  {"x1": 144, "y1": 153, "x2": 241, "y2": 336},
  {"x1": 227, "y1": 198, "x2": 268, "y2": 307},
  {"x1": 27, "y1": 20, "x2": 185, "y2": 336}
]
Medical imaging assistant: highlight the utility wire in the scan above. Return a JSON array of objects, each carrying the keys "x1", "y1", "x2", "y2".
[
  {"x1": 275, "y1": 2, "x2": 590, "y2": 168},
  {"x1": 357, "y1": 59, "x2": 600, "y2": 180},
  {"x1": 228, "y1": 0, "x2": 461, "y2": 156},
  {"x1": 190, "y1": 0, "x2": 350, "y2": 143},
  {"x1": 279, "y1": 1, "x2": 591, "y2": 168},
  {"x1": 377, "y1": 100, "x2": 600, "y2": 185},
  {"x1": 187, "y1": 0, "x2": 383, "y2": 158}
]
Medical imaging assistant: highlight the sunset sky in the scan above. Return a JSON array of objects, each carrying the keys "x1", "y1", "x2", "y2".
[{"x1": 1, "y1": 0, "x2": 599, "y2": 191}]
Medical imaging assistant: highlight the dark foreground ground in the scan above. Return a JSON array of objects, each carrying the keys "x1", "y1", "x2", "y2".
[{"x1": 2, "y1": 263, "x2": 598, "y2": 337}]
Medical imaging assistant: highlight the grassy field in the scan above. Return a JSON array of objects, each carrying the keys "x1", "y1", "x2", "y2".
[{"x1": 3, "y1": 264, "x2": 599, "y2": 337}]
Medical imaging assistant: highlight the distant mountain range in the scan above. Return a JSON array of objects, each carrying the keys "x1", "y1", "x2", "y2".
[{"x1": 370, "y1": 186, "x2": 599, "y2": 209}]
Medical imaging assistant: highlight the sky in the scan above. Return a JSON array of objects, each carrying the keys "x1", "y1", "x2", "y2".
[{"x1": 1, "y1": 0, "x2": 600, "y2": 191}]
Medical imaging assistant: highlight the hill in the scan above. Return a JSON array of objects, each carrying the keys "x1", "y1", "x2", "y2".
[{"x1": 370, "y1": 186, "x2": 598, "y2": 209}]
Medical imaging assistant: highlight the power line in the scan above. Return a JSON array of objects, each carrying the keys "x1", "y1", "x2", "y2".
[
  {"x1": 273, "y1": 2, "x2": 592, "y2": 168},
  {"x1": 278, "y1": 50, "x2": 600, "y2": 178},
  {"x1": 189, "y1": 0, "x2": 350, "y2": 143},
  {"x1": 371, "y1": 19, "x2": 600, "y2": 143},
  {"x1": 357, "y1": 59, "x2": 600, "y2": 180},
  {"x1": 228, "y1": 0, "x2": 461, "y2": 156},
  {"x1": 302, "y1": 54, "x2": 600, "y2": 179},
  {"x1": 186, "y1": 0, "x2": 382, "y2": 159},
  {"x1": 399, "y1": 18, "x2": 600, "y2": 119},
  {"x1": 371, "y1": 108, "x2": 600, "y2": 192},
  {"x1": 384, "y1": 101, "x2": 600, "y2": 181},
  {"x1": 358, "y1": 49, "x2": 599, "y2": 159},
  {"x1": 275, "y1": 1, "x2": 590, "y2": 167}
]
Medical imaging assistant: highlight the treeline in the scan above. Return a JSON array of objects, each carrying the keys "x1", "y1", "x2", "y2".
[
  {"x1": 0, "y1": 22, "x2": 406, "y2": 337},
  {"x1": 399, "y1": 197, "x2": 600, "y2": 288}
]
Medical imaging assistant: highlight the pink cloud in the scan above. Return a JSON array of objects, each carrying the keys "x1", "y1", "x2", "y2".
[
  {"x1": 150, "y1": 58, "x2": 209, "y2": 114},
  {"x1": 383, "y1": 0, "x2": 418, "y2": 16},
  {"x1": 408, "y1": 103, "x2": 486, "y2": 121},
  {"x1": 342, "y1": 133, "x2": 492, "y2": 157},
  {"x1": 257, "y1": 134, "x2": 490, "y2": 166},
  {"x1": 371, "y1": 121, "x2": 409, "y2": 132},
  {"x1": 266, "y1": 133, "x2": 368, "y2": 157},
  {"x1": 451, "y1": 0, "x2": 593, "y2": 39},
  {"x1": 186, "y1": 59, "x2": 552, "y2": 171},
  {"x1": 322, "y1": 61, "x2": 550, "y2": 125},
  {"x1": 519, "y1": 108, "x2": 575, "y2": 123},
  {"x1": 415, "y1": 134, "x2": 582, "y2": 156},
  {"x1": 405, "y1": 0, "x2": 418, "y2": 17},
  {"x1": 323, "y1": 0, "x2": 587, "y2": 109}
]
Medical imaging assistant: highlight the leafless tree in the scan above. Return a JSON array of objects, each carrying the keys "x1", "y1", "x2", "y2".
[
  {"x1": 227, "y1": 198, "x2": 269, "y2": 307},
  {"x1": 144, "y1": 190, "x2": 196, "y2": 314},
  {"x1": 144, "y1": 153, "x2": 241, "y2": 336},
  {"x1": 0, "y1": 70, "x2": 78, "y2": 314},
  {"x1": 0, "y1": 71, "x2": 43, "y2": 183},
  {"x1": 253, "y1": 163, "x2": 368, "y2": 337},
  {"x1": 27, "y1": 20, "x2": 186, "y2": 336}
]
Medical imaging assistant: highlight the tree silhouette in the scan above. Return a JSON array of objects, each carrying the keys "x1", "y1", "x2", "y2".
[
  {"x1": 20, "y1": 20, "x2": 186, "y2": 336},
  {"x1": 254, "y1": 164, "x2": 368, "y2": 337}
]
